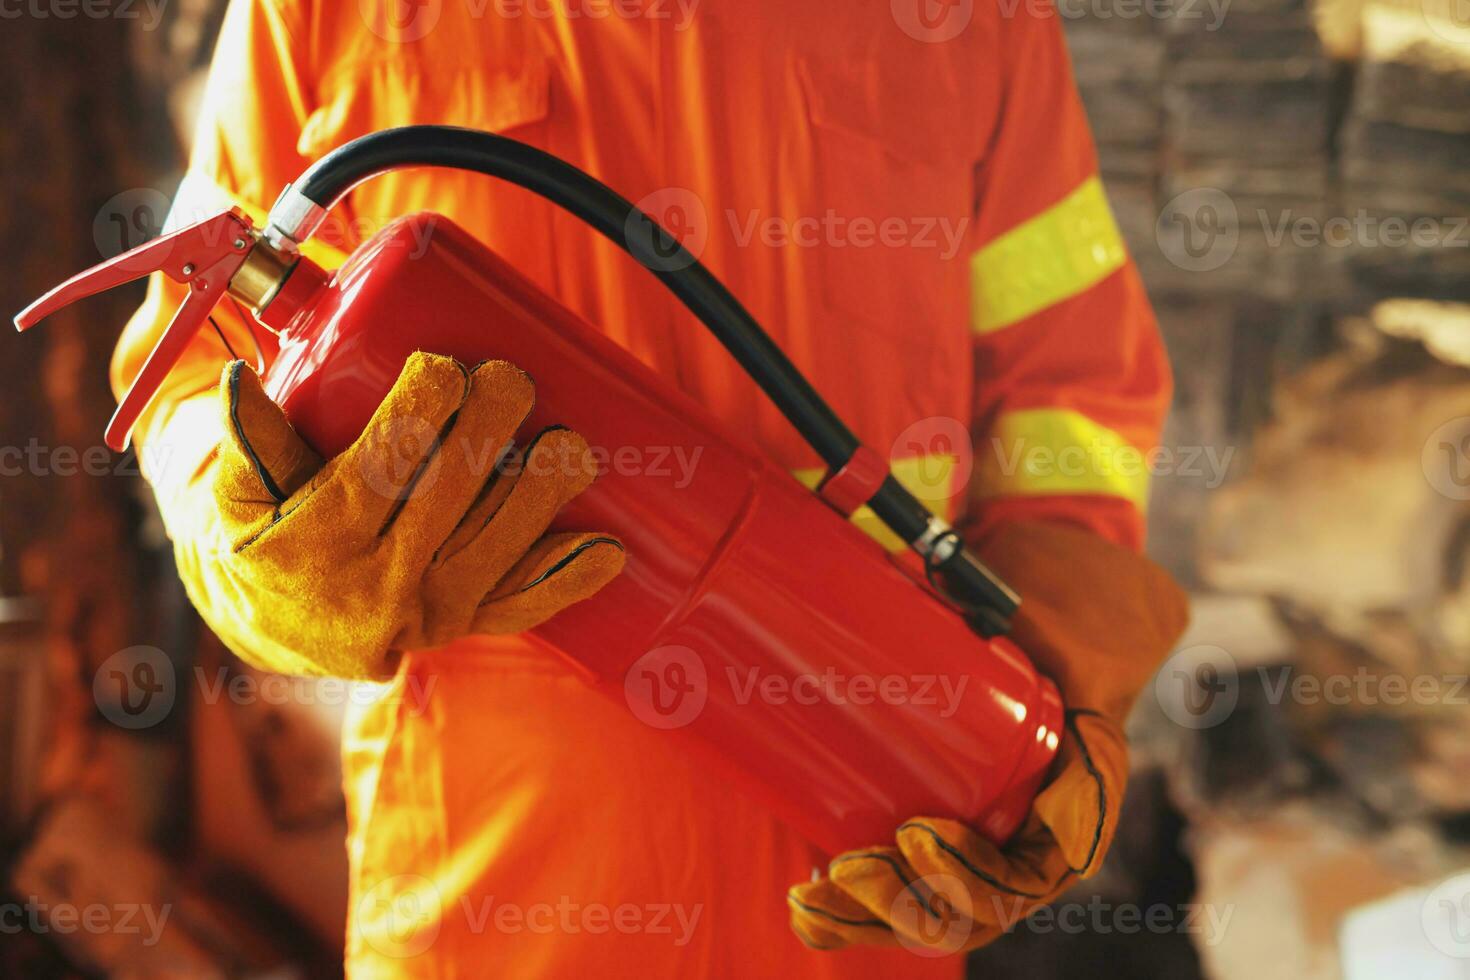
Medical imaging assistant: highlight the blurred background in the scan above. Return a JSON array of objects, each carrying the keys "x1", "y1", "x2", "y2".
[{"x1": 4, "y1": 0, "x2": 1470, "y2": 976}]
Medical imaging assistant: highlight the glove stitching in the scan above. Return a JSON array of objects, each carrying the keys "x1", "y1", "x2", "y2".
[
  {"x1": 785, "y1": 892, "x2": 887, "y2": 929},
  {"x1": 499, "y1": 536, "x2": 624, "y2": 598},
  {"x1": 1062, "y1": 709, "x2": 1108, "y2": 874},
  {"x1": 830, "y1": 851, "x2": 934, "y2": 920},
  {"x1": 377, "y1": 362, "x2": 473, "y2": 537},
  {"x1": 895, "y1": 822, "x2": 1048, "y2": 899},
  {"x1": 448, "y1": 424, "x2": 569, "y2": 552},
  {"x1": 228, "y1": 360, "x2": 287, "y2": 505}
]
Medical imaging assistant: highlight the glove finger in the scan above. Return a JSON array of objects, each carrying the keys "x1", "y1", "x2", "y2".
[
  {"x1": 828, "y1": 847, "x2": 983, "y2": 955},
  {"x1": 436, "y1": 446, "x2": 521, "y2": 560},
  {"x1": 316, "y1": 352, "x2": 472, "y2": 533},
  {"x1": 471, "y1": 532, "x2": 624, "y2": 635},
  {"x1": 393, "y1": 360, "x2": 535, "y2": 554},
  {"x1": 435, "y1": 426, "x2": 600, "y2": 594},
  {"x1": 786, "y1": 878, "x2": 894, "y2": 950},
  {"x1": 896, "y1": 816, "x2": 1073, "y2": 928},
  {"x1": 216, "y1": 360, "x2": 322, "y2": 540},
  {"x1": 1032, "y1": 711, "x2": 1128, "y2": 877}
]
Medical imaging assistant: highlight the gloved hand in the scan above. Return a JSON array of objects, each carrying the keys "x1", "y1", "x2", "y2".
[
  {"x1": 787, "y1": 520, "x2": 1187, "y2": 954},
  {"x1": 175, "y1": 351, "x2": 624, "y2": 681}
]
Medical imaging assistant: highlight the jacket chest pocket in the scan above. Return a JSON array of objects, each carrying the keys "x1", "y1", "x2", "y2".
[{"x1": 797, "y1": 58, "x2": 976, "y2": 351}]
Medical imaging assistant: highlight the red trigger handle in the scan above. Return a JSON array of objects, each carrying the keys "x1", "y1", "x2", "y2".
[{"x1": 14, "y1": 208, "x2": 257, "y2": 451}]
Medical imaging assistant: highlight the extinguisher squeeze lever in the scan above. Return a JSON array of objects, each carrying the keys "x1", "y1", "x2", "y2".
[
  {"x1": 265, "y1": 126, "x2": 1021, "y2": 630},
  {"x1": 14, "y1": 209, "x2": 258, "y2": 453}
]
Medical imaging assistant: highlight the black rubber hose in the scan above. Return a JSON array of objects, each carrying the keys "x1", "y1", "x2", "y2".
[{"x1": 288, "y1": 126, "x2": 1019, "y2": 623}]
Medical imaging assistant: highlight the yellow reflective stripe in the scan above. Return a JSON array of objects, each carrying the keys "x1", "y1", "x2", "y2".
[
  {"x1": 970, "y1": 176, "x2": 1127, "y2": 334},
  {"x1": 974, "y1": 409, "x2": 1150, "y2": 511},
  {"x1": 793, "y1": 453, "x2": 958, "y2": 553}
]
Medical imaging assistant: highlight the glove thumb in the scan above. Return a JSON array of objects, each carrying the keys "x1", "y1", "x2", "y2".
[
  {"x1": 216, "y1": 361, "x2": 322, "y2": 534},
  {"x1": 1031, "y1": 711, "x2": 1128, "y2": 877}
]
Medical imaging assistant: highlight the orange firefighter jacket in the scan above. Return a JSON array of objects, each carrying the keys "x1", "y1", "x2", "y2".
[{"x1": 113, "y1": 1, "x2": 1173, "y2": 976}]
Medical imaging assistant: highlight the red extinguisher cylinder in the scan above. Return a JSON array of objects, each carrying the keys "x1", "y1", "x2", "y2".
[{"x1": 260, "y1": 214, "x2": 1063, "y2": 854}]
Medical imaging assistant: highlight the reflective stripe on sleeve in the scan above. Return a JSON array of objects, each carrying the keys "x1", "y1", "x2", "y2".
[
  {"x1": 973, "y1": 408, "x2": 1149, "y2": 511},
  {"x1": 970, "y1": 176, "x2": 1127, "y2": 334}
]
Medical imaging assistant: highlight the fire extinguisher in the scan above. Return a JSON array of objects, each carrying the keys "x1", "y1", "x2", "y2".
[{"x1": 17, "y1": 126, "x2": 1062, "y2": 855}]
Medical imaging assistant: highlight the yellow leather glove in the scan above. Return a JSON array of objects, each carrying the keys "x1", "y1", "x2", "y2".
[
  {"x1": 787, "y1": 520, "x2": 1187, "y2": 954},
  {"x1": 172, "y1": 351, "x2": 624, "y2": 681}
]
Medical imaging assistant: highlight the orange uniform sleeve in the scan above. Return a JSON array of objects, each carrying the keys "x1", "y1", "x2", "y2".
[
  {"x1": 110, "y1": 0, "x2": 339, "y2": 503},
  {"x1": 961, "y1": 4, "x2": 1171, "y2": 553}
]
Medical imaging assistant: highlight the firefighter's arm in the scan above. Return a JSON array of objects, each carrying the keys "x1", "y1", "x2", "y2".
[
  {"x1": 787, "y1": 4, "x2": 1186, "y2": 953},
  {"x1": 117, "y1": 0, "x2": 622, "y2": 678}
]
